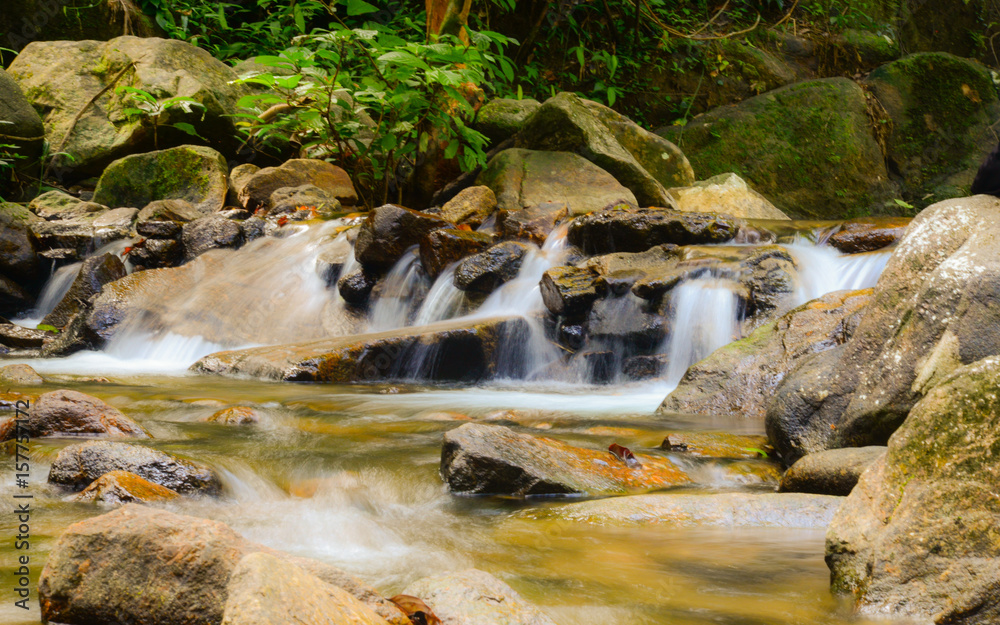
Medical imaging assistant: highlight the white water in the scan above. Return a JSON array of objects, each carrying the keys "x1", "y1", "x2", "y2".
[
  {"x1": 786, "y1": 240, "x2": 889, "y2": 302},
  {"x1": 413, "y1": 263, "x2": 465, "y2": 326},
  {"x1": 367, "y1": 247, "x2": 424, "y2": 332},
  {"x1": 475, "y1": 225, "x2": 569, "y2": 317},
  {"x1": 664, "y1": 278, "x2": 744, "y2": 385}
]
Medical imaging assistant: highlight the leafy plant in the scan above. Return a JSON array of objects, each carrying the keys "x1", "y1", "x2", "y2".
[{"x1": 115, "y1": 86, "x2": 207, "y2": 148}]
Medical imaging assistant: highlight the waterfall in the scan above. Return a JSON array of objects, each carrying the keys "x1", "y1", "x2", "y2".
[
  {"x1": 475, "y1": 225, "x2": 569, "y2": 317},
  {"x1": 785, "y1": 241, "x2": 890, "y2": 303},
  {"x1": 367, "y1": 247, "x2": 426, "y2": 332},
  {"x1": 413, "y1": 264, "x2": 466, "y2": 326},
  {"x1": 663, "y1": 277, "x2": 745, "y2": 385}
]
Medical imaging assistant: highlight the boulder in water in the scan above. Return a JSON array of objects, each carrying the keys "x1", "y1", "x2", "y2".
[
  {"x1": 0, "y1": 363, "x2": 43, "y2": 385},
  {"x1": 338, "y1": 268, "x2": 379, "y2": 306},
  {"x1": 826, "y1": 356, "x2": 1000, "y2": 622},
  {"x1": 440, "y1": 422, "x2": 690, "y2": 497},
  {"x1": 0, "y1": 322, "x2": 51, "y2": 350},
  {"x1": 668, "y1": 173, "x2": 790, "y2": 220},
  {"x1": 206, "y1": 406, "x2": 260, "y2": 425},
  {"x1": 38, "y1": 504, "x2": 409, "y2": 625},
  {"x1": 439, "y1": 185, "x2": 497, "y2": 228},
  {"x1": 93, "y1": 145, "x2": 230, "y2": 215},
  {"x1": 660, "y1": 289, "x2": 872, "y2": 420},
  {"x1": 43, "y1": 253, "x2": 127, "y2": 329},
  {"x1": 222, "y1": 552, "x2": 391, "y2": 625},
  {"x1": 402, "y1": 568, "x2": 556, "y2": 625},
  {"x1": 0, "y1": 390, "x2": 147, "y2": 441},
  {"x1": 540, "y1": 266, "x2": 600, "y2": 316},
  {"x1": 495, "y1": 202, "x2": 568, "y2": 245},
  {"x1": 72, "y1": 470, "x2": 180, "y2": 505},
  {"x1": 419, "y1": 228, "x2": 493, "y2": 280},
  {"x1": 516, "y1": 92, "x2": 694, "y2": 206},
  {"x1": 779, "y1": 446, "x2": 885, "y2": 496},
  {"x1": 453, "y1": 241, "x2": 528, "y2": 293},
  {"x1": 477, "y1": 147, "x2": 637, "y2": 217},
  {"x1": 182, "y1": 215, "x2": 244, "y2": 260},
  {"x1": 826, "y1": 216, "x2": 910, "y2": 253},
  {"x1": 354, "y1": 204, "x2": 452, "y2": 270},
  {"x1": 568, "y1": 207, "x2": 738, "y2": 255},
  {"x1": 238, "y1": 159, "x2": 357, "y2": 211},
  {"x1": 48, "y1": 440, "x2": 220, "y2": 494}
]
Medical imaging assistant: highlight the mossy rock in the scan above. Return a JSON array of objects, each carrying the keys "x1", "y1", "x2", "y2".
[
  {"x1": 661, "y1": 78, "x2": 895, "y2": 219},
  {"x1": 93, "y1": 145, "x2": 229, "y2": 214},
  {"x1": 474, "y1": 98, "x2": 540, "y2": 145},
  {"x1": 864, "y1": 52, "x2": 1000, "y2": 208}
]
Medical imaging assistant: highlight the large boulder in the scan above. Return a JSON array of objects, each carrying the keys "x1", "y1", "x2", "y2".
[
  {"x1": 42, "y1": 253, "x2": 127, "y2": 329},
  {"x1": 474, "y1": 97, "x2": 541, "y2": 144},
  {"x1": 440, "y1": 422, "x2": 690, "y2": 497},
  {"x1": 568, "y1": 207, "x2": 738, "y2": 254},
  {"x1": 667, "y1": 173, "x2": 790, "y2": 220},
  {"x1": 7, "y1": 37, "x2": 250, "y2": 179},
  {"x1": 222, "y1": 552, "x2": 390, "y2": 625},
  {"x1": 659, "y1": 289, "x2": 872, "y2": 419},
  {"x1": 193, "y1": 317, "x2": 532, "y2": 383},
  {"x1": 93, "y1": 145, "x2": 229, "y2": 214},
  {"x1": 863, "y1": 52, "x2": 1000, "y2": 207},
  {"x1": 516, "y1": 92, "x2": 695, "y2": 206},
  {"x1": 182, "y1": 215, "x2": 244, "y2": 260},
  {"x1": 779, "y1": 446, "x2": 885, "y2": 496},
  {"x1": 766, "y1": 195, "x2": 1000, "y2": 463},
  {"x1": 38, "y1": 505, "x2": 408, "y2": 625},
  {"x1": 354, "y1": 204, "x2": 451, "y2": 270},
  {"x1": 826, "y1": 356, "x2": 1000, "y2": 622},
  {"x1": 0, "y1": 389, "x2": 147, "y2": 441},
  {"x1": 402, "y1": 568, "x2": 556, "y2": 625},
  {"x1": 47, "y1": 440, "x2": 220, "y2": 494},
  {"x1": 237, "y1": 159, "x2": 357, "y2": 211},
  {"x1": 477, "y1": 148, "x2": 637, "y2": 217},
  {"x1": 0, "y1": 67, "x2": 45, "y2": 198},
  {"x1": 660, "y1": 78, "x2": 894, "y2": 219}
]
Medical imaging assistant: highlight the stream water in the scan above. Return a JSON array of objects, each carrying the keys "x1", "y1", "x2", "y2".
[{"x1": 0, "y1": 219, "x2": 912, "y2": 625}]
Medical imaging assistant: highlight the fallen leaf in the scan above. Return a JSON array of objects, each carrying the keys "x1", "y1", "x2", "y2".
[
  {"x1": 389, "y1": 595, "x2": 442, "y2": 625},
  {"x1": 609, "y1": 443, "x2": 642, "y2": 468}
]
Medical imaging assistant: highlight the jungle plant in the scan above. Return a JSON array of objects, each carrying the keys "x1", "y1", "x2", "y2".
[{"x1": 115, "y1": 86, "x2": 207, "y2": 149}]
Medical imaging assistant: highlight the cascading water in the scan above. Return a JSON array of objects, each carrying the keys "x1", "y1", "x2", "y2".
[
  {"x1": 786, "y1": 240, "x2": 890, "y2": 302},
  {"x1": 663, "y1": 277, "x2": 745, "y2": 385},
  {"x1": 413, "y1": 264, "x2": 466, "y2": 326},
  {"x1": 367, "y1": 247, "x2": 425, "y2": 332}
]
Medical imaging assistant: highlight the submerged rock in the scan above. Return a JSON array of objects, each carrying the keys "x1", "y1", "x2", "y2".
[
  {"x1": 440, "y1": 422, "x2": 690, "y2": 497},
  {"x1": 222, "y1": 552, "x2": 391, "y2": 625},
  {"x1": 659, "y1": 431, "x2": 772, "y2": 459},
  {"x1": 48, "y1": 440, "x2": 219, "y2": 494},
  {"x1": 72, "y1": 470, "x2": 180, "y2": 505},
  {"x1": 92, "y1": 145, "x2": 230, "y2": 214},
  {"x1": 516, "y1": 492, "x2": 842, "y2": 528},
  {"x1": 779, "y1": 446, "x2": 885, "y2": 496},
  {"x1": 38, "y1": 505, "x2": 408, "y2": 625},
  {"x1": 826, "y1": 356, "x2": 1000, "y2": 622},
  {"x1": 355, "y1": 204, "x2": 451, "y2": 270},
  {"x1": 660, "y1": 289, "x2": 872, "y2": 419},
  {"x1": 453, "y1": 241, "x2": 528, "y2": 293},
  {"x1": 193, "y1": 317, "x2": 531, "y2": 383},
  {"x1": 668, "y1": 173, "x2": 790, "y2": 220},
  {"x1": 206, "y1": 406, "x2": 260, "y2": 425},
  {"x1": 0, "y1": 390, "x2": 147, "y2": 441},
  {"x1": 402, "y1": 568, "x2": 556, "y2": 625},
  {"x1": 568, "y1": 207, "x2": 738, "y2": 255},
  {"x1": 477, "y1": 148, "x2": 637, "y2": 217}
]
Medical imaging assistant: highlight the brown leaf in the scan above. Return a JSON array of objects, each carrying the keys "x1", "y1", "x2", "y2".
[
  {"x1": 389, "y1": 594, "x2": 442, "y2": 625},
  {"x1": 608, "y1": 443, "x2": 642, "y2": 468}
]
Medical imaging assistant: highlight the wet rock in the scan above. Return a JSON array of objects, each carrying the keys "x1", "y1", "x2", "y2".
[
  {"x1": 864, "y1": 52, "x2": 1000, "y2": 206},
  {"x1": 338, "y1": 269, "x2": 379, "y2": 306},
  {"x1": 587, "y1": 293, "x2": 665, "y2": 351},
  {"x1": 182, "y1": 215, "x2": 244, "y2": 260},
  {"x1": 0, "y1": 67, "x2": 44, "y2": 198},
  {"x1": 93, "y1": 145, "x2": 230, "y2": 215},
  {"x1": 477, "y1": 148, "x2": 637, "y2": 217},
  {"x1": 8, "y1": 37, "x2": 250, "y2": 179},
  {"x1": 268, "y1": 184, "x2": 342, "y2": 217},
  {"x1": 48, "y1": 440, "x2": 220, "y2": 494},
  {"x1": 222, "y1": 552, "x2": 391, "y2": 625},
  {"x1": 622, "y1": 354, "x2": 667, "y2": 380},
  {"x1": 28, "y1": 191, "x2": 103, "y2": 221},
  {"x1": 239, "y1": 159, "x2": 357, "y2": 210},
  {"x1": 660, "y1": 432, "x2": 772, "y2": 459},
  {"x1": 43, "y1": 253, "x2": 127, "y2": 329},
  {"x1": 30, "y1": 218, "x2": 97, "y2": 260},
  {"x1": 826, "y1": 216, "x2": 910, "y2": 253},
  {"x1": 0, "y1": 390, "x2": 147, "y2": 441},
  {"x1": 38, "y1": 505, "x2": 409, "y2": 625},
  {"x1": 72, "y1": 470, "x2": 180, "y2": 505},
  {"x1": 453, "y1": 241, "x2": 528, "y2": 293},
  {"x1": 0, "y1": 274, "x2": 34, "y2": 314},
  {"x1": 206, "y1": 406, "x2": 260, "y2": 425},
  {"x1": 136, "y1": 198, "x2": 204, "y2": 238},
  {"x1": 355, "y1": 204, "x2": 451, "y2": 269},
  {"x1": 38, "y1": 311, "x2": 101, "y2": 357},
  {"x1": 92, "y1": 207, "x2": 138, "y2": 244},
  {"x1": 0, "y1": 363, "x2": 43, "y2": 385},
  {"x1": 540, "y1": 266, "x2": 600, "y2": 316},
  {"x1": 517, "y1": 92, "x2": 694, "y2": 206},
  {"x1": 517, "y1": 492, "x2": 842, "y2": 528},
  {"x1": 660, "y1": 78, "x2": 894, "y2": 219},
  {"x1": 568, "y1": 207, "x2": 738, "y2": 255},
  {"x1": 474, "y1": 97, "x2": 541, "y2": 144},
  {"x1": 766, "y1": 195, "x2": 1000, "y2": 463},
  {"x1": 557, "y1": 322, "x2": 587, "y2": 350},
  {"x1": 0, "y1": 202, "x2": 42, "y2": 288},
  {"x1": 402, "y1": 568, "x2": 556, "y2": 625},
  {"x1": 193, "y1": 316, "x2": 532, "y2": 384},
  {"x1": 826, "y1": 356, "x2": 1000, "y2": 622},
  {"x1": 227, "y1": 163, "x2": 260, "y2": 206},
  {"x1": 419, "y1": 228, "x2": 493, "y2": 280},
  {"x1": 661, "y1": 289, "x2": 872, "y2": 420},
  {"x1": 779, "y1": 447, "x2": 885, "y2": 496},
  {"x1": 440, "y1": 185, "x2": 497, "y2": 228},
  {"x1": 668, "y1": 173, "x2": 789, "y2": 220},
  {"x1": 127, "y1": 238, "x2": 183, "y2": 271},
  {"x1": 495, "y1": 202, "x2": 568, "y2": 245},
  {"x1": 0, "y1": 322, "x2": 51, "y2": 349},
  {"x1": 440, "y1": 422, "x2": 690, "y2": 497}
]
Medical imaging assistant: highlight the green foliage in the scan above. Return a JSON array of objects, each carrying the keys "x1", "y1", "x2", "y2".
[
  {"x1": 115, "y1": 86, "x2": 207, "y2": 148},
  {"x1": 234, "y1": 20, "x2": 514, "y2": 205}
]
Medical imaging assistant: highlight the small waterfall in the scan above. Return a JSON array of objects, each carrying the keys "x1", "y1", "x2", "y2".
[
  {"x1": 367, "y1": 248, "x2": 427, "y2": 332},
  {"x1": 413, "y1": 264, "x2": 466, "y2": 326},
  {"x1": 664, "y1": 277, "x2": 744, "y2": 385},
  {"x1": 475, "y1": 225, "x2": 569, "y2": 317},
  {"x1": 786, "y1": 241, "x2": 890, "y2": 303}
]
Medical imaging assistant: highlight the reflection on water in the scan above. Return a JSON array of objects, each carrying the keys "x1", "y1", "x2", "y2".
[{"x1": 0, "y1": 375, "x2": 916, "y2": 625}]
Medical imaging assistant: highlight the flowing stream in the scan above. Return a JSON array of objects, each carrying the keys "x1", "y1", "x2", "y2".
[{"x1": 0, "y1": 219, "x2": 909, "y2": 625}]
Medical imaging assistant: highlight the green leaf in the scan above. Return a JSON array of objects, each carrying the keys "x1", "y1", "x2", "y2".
[
  {"x1": 171, "y1": 122, "x2": 203, "y2": 138},
  {"x1": 894, "y1": 198, "x2": 915, "y2": 209},
  {"x1": 346, "y1": 0, "x2": 378, "y2": 16},
  {"x1": 36, "y1": 324, "x2": 59, "y2": 333}
]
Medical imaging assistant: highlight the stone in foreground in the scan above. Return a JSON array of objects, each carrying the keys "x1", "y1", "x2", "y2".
[
  {"x1": 193, "y1": 317, "x2": 530, "y2": 383},
  {"x1": 779, "y1": 446, "x2": 885, "y2": 496},
  {"x1": 72, "y1": 470, "x2": 180, "y2": 505},
  {"x1": 402, "y1": 568, "x2": 556, "y2": 625},
  {"x1": 222, "y1": 552, "x2": 390, "y2": 625},
  {"x1": 38, "y1": 505, "x2": 408, "y2": 625},
  {"x1": 0, "y1": 389, "x2": 148, "y2": 441},
  {"x1": 441, "y1": 423, "x2": 690, "y2": 497},
  {"x1": 519, "y1": 492, "x2": 842, "y2": 528}
]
